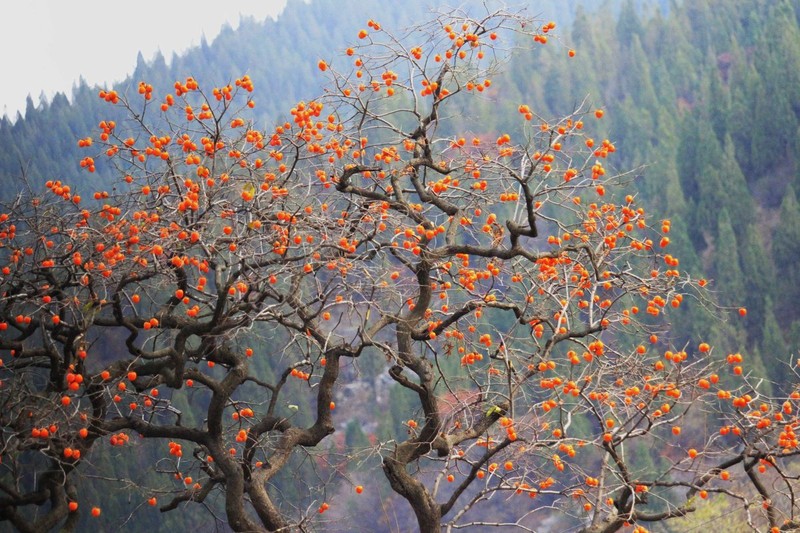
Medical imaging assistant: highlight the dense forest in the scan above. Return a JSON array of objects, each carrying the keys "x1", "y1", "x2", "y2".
[{"x1": 1, "y1": 0, "x2": 799, "y2": 531}]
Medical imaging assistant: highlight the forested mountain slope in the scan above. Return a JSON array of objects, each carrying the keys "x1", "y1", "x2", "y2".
[
  {"x1": 1, "y1": 0, "x2": 799, "y2": 530},
  {"x1": 5, "y1": 0, "x2": 797, "y2": 384}
]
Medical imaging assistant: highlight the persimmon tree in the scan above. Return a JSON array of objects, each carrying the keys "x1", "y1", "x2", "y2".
[{"x1": 1, "y1": 8, "x2": 799, "y2": 533}]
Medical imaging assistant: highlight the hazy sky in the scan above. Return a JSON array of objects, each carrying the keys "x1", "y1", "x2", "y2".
[{"x1": 1, "y1": 0, "x2": 288, "y2": 119}]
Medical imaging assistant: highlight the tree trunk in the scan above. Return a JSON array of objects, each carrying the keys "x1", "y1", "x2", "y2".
[{"x1": 383, "y1": 457, "x2": 441, "y2": 532}]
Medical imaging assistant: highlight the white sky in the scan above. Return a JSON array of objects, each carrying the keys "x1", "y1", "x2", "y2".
[{"x1": 0, "y1": 0, "x2": 288, "y2": 119}]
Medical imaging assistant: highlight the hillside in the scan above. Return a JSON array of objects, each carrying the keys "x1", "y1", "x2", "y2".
[
  {"x1": 2, "y1": 0, "x2": 800, "y2": 530},
  {"x1": 7, "y1": 0, "x2": 796, "y2": 380}
]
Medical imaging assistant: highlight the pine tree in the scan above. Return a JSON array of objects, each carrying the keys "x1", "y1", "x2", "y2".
[
  {"x1": 738, "y1": 223, "x2": 775, "y2": 345},
  {"x1": 749, "y1": 2, "x2": 800, "y2": 174},
  {"x1": 713, "y1": 209, "x2": 745, "y2": 309},
  {"x1": 677, "y1": 113, "x2": 723, "y2": 210},
  {"x1": 786, "y1": 320, "x2": 800, "y2": 360},
  {"x1": 760, "y1": 297, "x2": 790, "y2": 388},
  {"x1": 345, "y1": 419, "x2": 371, "y2": 449},
  {"x1": 727, "y1": 43, "x2": 762, "y2": 178},
  {"x1": 719, "y1": 135, "x2": 754, "y2": 240},
  {"x1": 662, "y1": 218, "x2": 704, "y2": 347},
  {"x1": 743, "y1": 345, "x2": 775, "y2": 398},
  {"x1": 616, "y1": 0, "x2": 644, "y2": 48},
  {"x1": 706, "y1": 61, "x2": 731, "y2": 142},
  {"x1": 772, "y1": 186, "x2": 800, "y2": 326}
]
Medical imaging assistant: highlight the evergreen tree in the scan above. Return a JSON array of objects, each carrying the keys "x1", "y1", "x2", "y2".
[
  {"x1": 713, "y1": 208, "x2": 745, "y2": 309},
  {"x1": 345, "y1": 419, "x2": 371, "y2": 449},
  {"x1": 743, "y1": 345, "x2": 775, "y2": 398},
  {"x1": 677, "y1": 114, "x2": 733, "y2": 250},
  {"x1": 389, "y1": 384, "x2": 418, "y2": 440},
  {"x1": 738, "y1": 223, "x2": 775, "y2": 345},
  {"x1": 662, "y1": 218, "x2": 705, "y2": 347},
  {"x1": 760, "y1": 297, "x2": 790, "y2": 388},
  {"x1": 719, "y1": 135, "x2": 754, "y2": 240},
  {"x1": 786, "y1": 320, "x2": 800, "y2": 359},
  {"x1": 706, "y1": 60, "x2": 730, "y2": 143},
  {"x1": 727, "y1": 42, "x2": 762, "y2": 178},
  {"x1": 616, "y1": 0, "x2": 644, "y2": 48},
  {"x1": 747, "y1": 0, "x2": 800, "y2": 176},
  {"x1": 772, "y1": 186, "x2": 800, "y2": 326},
  {"x1": 683, "y1": 0, "x2": 715, "y2": 53}
]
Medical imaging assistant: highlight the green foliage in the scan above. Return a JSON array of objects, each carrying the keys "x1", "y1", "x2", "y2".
[
  {"x1": 345, "y1": 419, "x2": 371, "y2": 449},
  {"x1": 389, "y1": 384, "x2": 418, "y2": 439},
  {"x1": 713, "y1": 209, "x2": 745, "y2": 308},
  {"x1": 773, "y1": 187, "x2": 800, "y2": 326},
  {"x1": 761, "y1": 297, "x2": 790, "y2": 386},
  {"x1": 738, "y1": 223, "x2": 774, "y2": 343}
]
